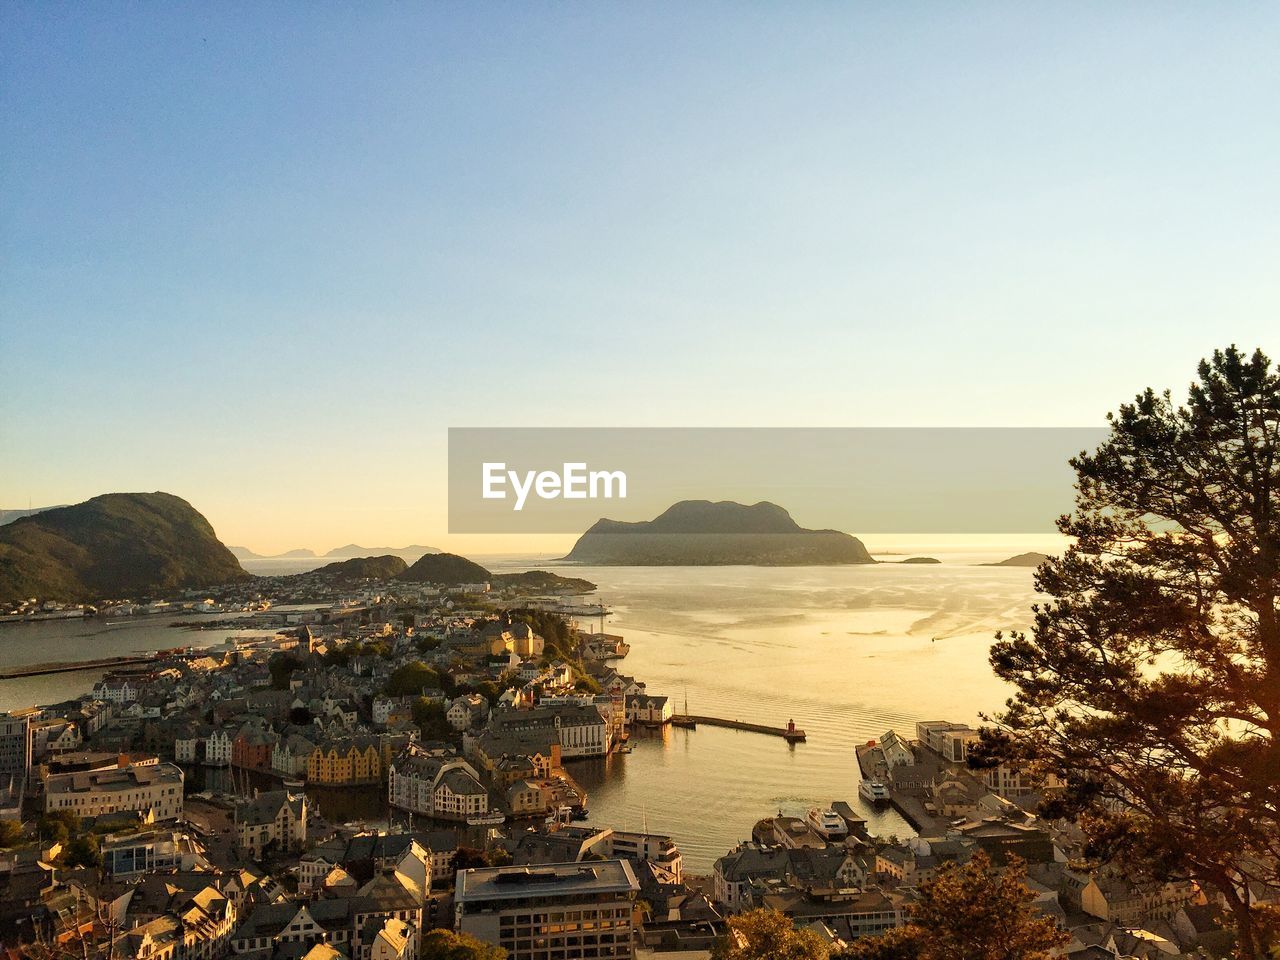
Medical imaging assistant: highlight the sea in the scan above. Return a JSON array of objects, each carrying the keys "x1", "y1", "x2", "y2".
[{"x1": 0, "y1": 536, "x2": 1056, "y2": 873}]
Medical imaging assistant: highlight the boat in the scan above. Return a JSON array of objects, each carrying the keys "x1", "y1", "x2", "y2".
[
  {"x1": 671, "y1": 689, "x2": 698, "y2": 728},
  {"x1": 859, "y1": 779, "x2": 891, "y2": 804},
  {"x1": 805, "y1": 806, "x2": 849, "y2": 840}
]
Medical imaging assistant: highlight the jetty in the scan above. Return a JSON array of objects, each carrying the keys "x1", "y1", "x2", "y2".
[
  {"x1": 668, "y1": 715, "x2": 807, "y2": 742},
  {"x1": 0, "y1": 655, "x2": 158, "y2": 680}
]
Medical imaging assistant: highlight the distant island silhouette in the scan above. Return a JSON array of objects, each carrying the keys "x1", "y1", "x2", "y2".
[{"x1": 562, "y1": 500, "x2": 874, "y2": 566}]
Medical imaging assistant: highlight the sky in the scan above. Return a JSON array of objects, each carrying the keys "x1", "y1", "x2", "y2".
[{"x1": 2, "y1": 4, "x2": 1278, "y2": 554}]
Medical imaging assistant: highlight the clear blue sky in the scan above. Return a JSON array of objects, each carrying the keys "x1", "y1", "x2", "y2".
[{"x1": 2, "y1": 3, "x2": 1277, "y2": 552}]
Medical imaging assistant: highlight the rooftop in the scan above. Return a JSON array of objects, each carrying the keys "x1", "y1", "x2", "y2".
[{"x1": 456, "y1": 860, "x2": 639, "y2": 904}]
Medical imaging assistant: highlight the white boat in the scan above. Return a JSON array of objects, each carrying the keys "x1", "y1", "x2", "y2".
[
  {"x1": 805, "y1": 806, "x2": 848, "y2": 840},
  {"x1": 859, "y1": 779, "x2": 891, "y2": 804}
]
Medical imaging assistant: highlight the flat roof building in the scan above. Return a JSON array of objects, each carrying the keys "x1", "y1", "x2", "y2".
[
  {"x1": 456, "y1": 860, "x2": 639, "y2": 960},
  {"x1": 44, "y1": 761, "x2": 183, "y2": 821}
]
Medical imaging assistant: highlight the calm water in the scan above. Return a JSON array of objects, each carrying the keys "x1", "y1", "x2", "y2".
[
  {"x1": 0, "y1": 615, "x2": 275, "y2": 708},
  {"x1": 484, "y1": 546, "x2": 1047, "y2": 871},
  {"x1": 0, "y1": 542, "x2": 1049, "y2": 872}
]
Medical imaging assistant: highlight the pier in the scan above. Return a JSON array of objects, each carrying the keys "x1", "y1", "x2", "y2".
[
  {"x1": 669, "y1": 715, "x2": 807, "y2": 742},
  {"x1": 0, "y1": 655, "x2": 158, "y2": 680}
]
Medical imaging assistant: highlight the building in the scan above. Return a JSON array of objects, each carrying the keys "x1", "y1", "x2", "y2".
[
  {"x1": 456, "y1": 860, "x2": 639, "y2": 960},
  {"x1": 235, "y1": 790, "x2": 307, "y2": 859},
  {"x1": 915, "y1": 720, "x2": 981, "y2": 763},
  {"x1": 308, "y1": 736, "x2": 385, "y2": 785},
  {"x1": 388, "y1": 746, "x2": 490, "y2": 822},
  {"x1": 271, "y1": 733, "x2": 316, "y2": 778},
  {"x1": 230, "y1": 877, "x2": 421, "y2": 960},
  {"x1": 206, "y1": 728, "x2": 233, "y2": 767},
  {"x1": 232, "y1": 727, "x2": 278, "y2": 771},
  {"x1": 447, "y1": 694, "x2": 490, "y2": 731},
  {"x1": 489, "y1": 703, "x2": 611, "y2": 759},
  {"x1": 44, "y1": 761, "x2": 183, "y2": 820},
  {"x1": 0, "y1": 709, "x2": 34, "y2": 777},
  {"x1": 626, "y1": 695, "x2": 671, "y2": 726},
  {"x1": 102, "y1": 829, "x2": 204, "y2": 877}
]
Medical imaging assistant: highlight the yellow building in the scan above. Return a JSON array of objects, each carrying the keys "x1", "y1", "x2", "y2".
[{"x1": 307, "y1": 737, "x2": 383, "y2": 785}]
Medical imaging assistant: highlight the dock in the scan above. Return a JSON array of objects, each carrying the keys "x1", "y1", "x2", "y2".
[
  {"x1": 0, "y1": 655, "x2": 158, "y2": 680},
  {"x1": 668, "y1": 715, "x2": 806, "y2": 742}
]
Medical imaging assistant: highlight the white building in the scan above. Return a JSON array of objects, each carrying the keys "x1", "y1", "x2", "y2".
[{"x1": 206, "y1": 729, "x2": 233, "y2": 766}]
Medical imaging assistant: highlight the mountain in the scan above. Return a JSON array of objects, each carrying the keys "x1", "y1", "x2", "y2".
[
  {"x1": 313, "y1": 555, "x2": 409, "y2": 579},
  {"x1": 279, "y1": 548, "x2": 318, "y2": 558},
  {"x1": 0, "y1": 506, "x2": 65, "y2": 526},
  {"x1": 984, "y1": 551, "x2": 1051, "y2": 568},
  {"x1": 562, "y1": 500, "x2": 875, "y2": 566},
  {"x1": 0, "y1": 492, "x2": 249, "y2": 601},
  {"x1": 396, "y1": 552, "x2": 493, "y2": 585},
  {"x1": 228, "y1": 545, "x2": 266, "y2": 560},
  {"x1": 324, "y1": 544, "x2": 440, "y2": 561}
]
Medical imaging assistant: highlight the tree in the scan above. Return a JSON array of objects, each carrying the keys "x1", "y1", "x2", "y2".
[
  {"x1": 420, "y1": 929, "x2": 506, "y2": 960},
  {"x1": 62, "y1": 834, "x2": 101, "y2": 868},
  {"x1": 846, "y1": 853, "x2": 1067, "y2": 960},
  {"x1": 711, "y1": 909, "x2": 829, "y2": 960},
  {"x1": 983, "y1": 346, "x2": 1280, "y2": 959},
  {"x1": 412, "y1": 698, "x2": 451, "y2": 740},
  {"x1": 268, "y1": 652, "x2": 303, "y2": 690},
  {"x1": 39, "y1": 810, "x2": 80, "y2": 844},
  {"x1": 289, "y1": 705, "x2": 314, "y2": 725},
  {"x1": 387, "y1": 661, "x2": 440, "y2": 697},
  {"x1": 0, "y1": 819, "x2": 22, "y2": 847}
]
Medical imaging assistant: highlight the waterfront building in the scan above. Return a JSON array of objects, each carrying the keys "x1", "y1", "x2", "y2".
[
  {"x1": 877, "y1": 729, "x2": 916, "y2": 767},
  {"x1": 455, "y1": 860, "x2": 639, "y2": 960},
  {"x1": 489, "y1": 703, "x2": 611, "y2": 759},
  {"x1": 915, "y1": 720, "x2": 981, "y2": 762},
  {"x1": 232, "y1": 726, "x2": 278, "y2": 771},
  {"x1": 387, "y1": 745, "x2": 489, "y2": 822},
  {"x1": 307, "y1": 736, "x2": 384, "y2": 785},
  {"x1": 625, "y1": 694, "x2": 671, "y2": 726},
  {"x1": 205, "y1": 728, "x2": 233, "y2": 766},
  {"x1": 44, "y1": 761, "x2": 184, "y2": 820},
  {"x1": 271, "y1": 733, "x2": 316, "y2": 778}
]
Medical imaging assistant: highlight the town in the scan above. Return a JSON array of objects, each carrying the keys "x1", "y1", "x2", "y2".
[{"x1": 0, "y1": 572, "x2": 1255, "y2": 960}]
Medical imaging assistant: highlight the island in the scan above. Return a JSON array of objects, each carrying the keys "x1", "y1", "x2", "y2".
[
  {"x1": 396, "y1": 552, "x2": 596, "y2": 593},
  {"x1": 561, "y1": 499, "x2": 874, "y2": 566},
  {"x1": 900, "y1": 556, "x2": 941, "y2": 564},
  {"x1": 983, "y1": 551, "x2": 1051, "y2": 568}
]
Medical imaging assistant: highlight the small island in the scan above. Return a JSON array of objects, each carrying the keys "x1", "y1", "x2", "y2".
[
  {"x1": 900, "y1": 556, "x2": 941, "y2": 564},
  {"x1": 983, "y1": 551, "x2": 1051, "y2": 568},
  {"x1": 562, "y1": 500, "x2": 874, "y2": 566}
]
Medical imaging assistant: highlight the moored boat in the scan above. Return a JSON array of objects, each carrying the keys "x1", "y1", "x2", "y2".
[
  {"x1": 805, "y1": 806, "x2": 849, "y2": 840},
  {"x1": 859, "y1": 779, "x2": 891, "y2": 804}
]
